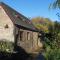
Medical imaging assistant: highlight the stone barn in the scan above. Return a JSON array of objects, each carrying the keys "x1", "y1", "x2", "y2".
[{"x1": 0, "y1": 2, "x2": 43, "y2": 53}]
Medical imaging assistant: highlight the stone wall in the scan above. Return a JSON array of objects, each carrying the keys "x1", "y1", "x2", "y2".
[
  {"x1": 0, "y1": 6, "x2": 14, "y2": 42},
  {"x1": 16, "y1": 28, "x2": 43, "y2": 53},
  {"x1": 38, "y1": 35, "x2": 43, "y2": 48},
  {"x1": 32, "y1": 32, "x2": 38, "y2": 51},
  {"x1": 16, "y1": 29, "x2": 33, "y2": 53}
]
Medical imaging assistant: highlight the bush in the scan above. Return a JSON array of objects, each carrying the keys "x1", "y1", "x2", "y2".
[
  {"x1": 0, "y1": 41, "x2": 14, "y2": 53},
  {"x1": 43, "y1": 48, "x2": 60, "y2": 60}
]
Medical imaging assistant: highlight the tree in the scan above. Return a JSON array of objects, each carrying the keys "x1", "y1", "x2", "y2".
[
  {"x1": 43, "y1": 1, "x2": 60, "y2": 59},
  {"x1": 52, "y1": 0, "x2": 60, "y2": 9},
  {"x1": 50, "y1": 0, "x2": 60, "y2": 18},
  {"x1": 43, "y1": 21, "x2": 60, "y2": 60},
  {"x1": 32, "y1": 17, "x2": 53, "y2": 33}
]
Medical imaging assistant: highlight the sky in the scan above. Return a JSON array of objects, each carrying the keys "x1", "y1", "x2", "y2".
[{"x1": 0, "y1": 0, "x2": 60, "y2": 21}]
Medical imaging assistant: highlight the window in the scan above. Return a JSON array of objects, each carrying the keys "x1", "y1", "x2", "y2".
[
  {"x1": 20, "y1": 31, "x2": 23, "y2": 41},
  {"x1": 4, "y1": 24, "x2": 9, "y2": 29},
  {"x1": 27, "y1": 32, "x2": 30, "y2": 40}
]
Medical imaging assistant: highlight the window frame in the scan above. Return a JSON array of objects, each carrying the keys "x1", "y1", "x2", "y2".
[
  {"x1": 19, "y1": 31, "x2": 23, "y2": 41},
  {"x1": 27, "y1": 32, "x2": 30, "y2": 40}
]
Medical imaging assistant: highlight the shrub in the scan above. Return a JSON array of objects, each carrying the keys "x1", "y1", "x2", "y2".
[
  {"x1": 43, "y1": 48, "x2": 60, "y2": 60},
  {"x1": 0, "y1": 41, "x2": 14, "y2": 53}
]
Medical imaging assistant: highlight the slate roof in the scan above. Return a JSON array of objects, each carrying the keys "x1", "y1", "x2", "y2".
[{"x1": 0, "y1": 2, "x2": 39, "y2": 32}]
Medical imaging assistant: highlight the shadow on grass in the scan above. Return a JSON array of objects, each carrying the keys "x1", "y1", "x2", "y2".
[
  {"x1": 0, "y1": 45, "x2": 32, "y2": 60},
  {"x1": 34, "y1": 53, "x2": 45, "y2": 60}
]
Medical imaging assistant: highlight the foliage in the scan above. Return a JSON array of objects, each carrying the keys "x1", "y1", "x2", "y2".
[
  {"x1": 32, "y1": 17, "x2": 53, "y2": 33},
  {"x1": 50, "y1": 0, "x2": 60, "y2": 19},
  {"x1": 43, "y1": 48, "x2": 60, "y2": 60},
  {"x1": 0, "y1": 41, "x2": 14, "y2": 52},
  {"x1": 43, "y1": 21, "x2": 60, "y2": 60},
  {"x1": 50, "y1": 0, "x2": 60, "y2": 9},
  {"x1": 32, "y1": 17, "x2": 60, "y2": 60}
]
